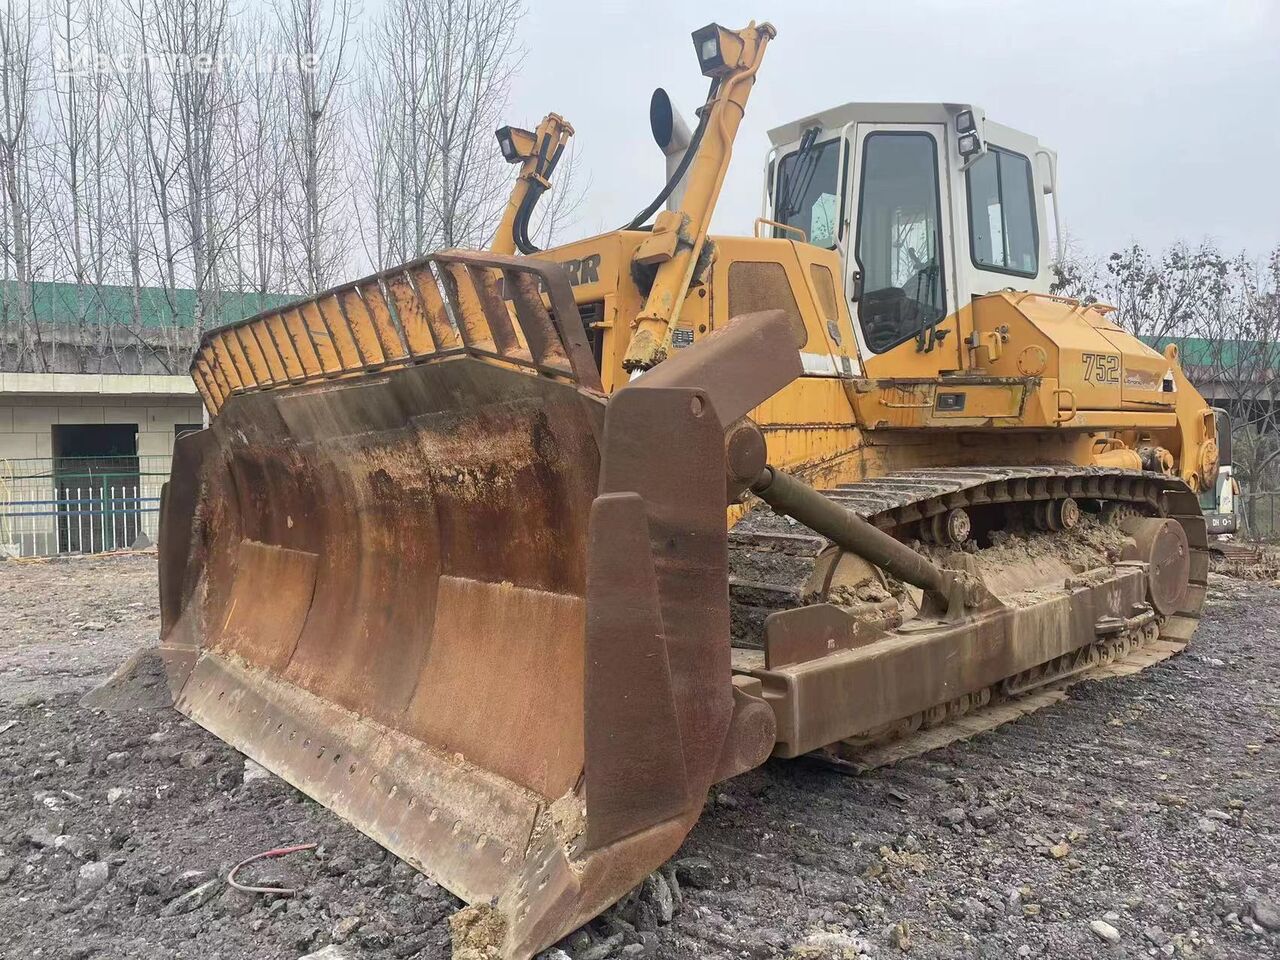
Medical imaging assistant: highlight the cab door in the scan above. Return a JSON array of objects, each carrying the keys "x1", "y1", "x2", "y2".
[{"x1": 846, "y1": 124, "x2": 961, "y2": 376}]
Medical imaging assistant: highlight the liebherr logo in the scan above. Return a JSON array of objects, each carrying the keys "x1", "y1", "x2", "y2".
[{"x1": 554, "y1": 255, "x2": 602, "y2": 287}]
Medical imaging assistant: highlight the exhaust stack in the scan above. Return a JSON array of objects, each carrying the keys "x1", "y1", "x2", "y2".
[{"x1": 650, "y1": 88, "x2": 693, "y2": 211}]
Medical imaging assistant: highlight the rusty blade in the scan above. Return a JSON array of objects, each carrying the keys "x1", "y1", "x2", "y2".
[
  {"x1": 159, "y1": 310, "x2": 805, "y2": 959},
  {"x1": 160, "y1": 357, "x2": 601, "y2": 930}
]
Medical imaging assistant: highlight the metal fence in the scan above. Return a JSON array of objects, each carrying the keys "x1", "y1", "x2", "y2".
[
  {"x1": 1239, "y1": 493, "x2": 1280, "y2": 541},
  {"x1": 0, "y1": 455, "x2": 171, "y2": 558}
]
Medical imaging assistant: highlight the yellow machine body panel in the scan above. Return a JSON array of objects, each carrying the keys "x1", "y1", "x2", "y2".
[
  {"x1": 969, "y1": 293, "x2": 1178, "y2": 413},
  {"x1": 513, "y1": 232, "x2": 1218, "y2": 493}
]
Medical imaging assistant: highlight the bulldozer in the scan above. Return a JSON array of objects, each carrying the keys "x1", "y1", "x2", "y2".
[{"x1": 155, "y1": 20, "x2": 1218, "y2": 959}]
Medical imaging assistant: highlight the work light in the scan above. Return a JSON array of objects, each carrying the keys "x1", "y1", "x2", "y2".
[
  {"x1": 955, "y1": 110, "x2": 976, "y2": 135},
  {"x1": 958, "y1": 133, "x2": 982, "y2": 157},
  {"x1": 692, "y1": 23, "x2": 743, "y2": 77},
  {"x1": 495, "y1": 125, "x2": 534, "y2": 164}
]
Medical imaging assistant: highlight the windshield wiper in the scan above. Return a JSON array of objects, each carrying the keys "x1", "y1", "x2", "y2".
[
  {"x1": 911, "y1": 257, "x2": 949, "y2": 353},
  {"x1": 777, "y1": 126, "x2": 822, "y2": 224}
]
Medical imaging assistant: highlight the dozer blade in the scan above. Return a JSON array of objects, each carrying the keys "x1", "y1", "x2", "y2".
[{"x1": 158, "y1": 250, "x2": 799, "y2": 959}]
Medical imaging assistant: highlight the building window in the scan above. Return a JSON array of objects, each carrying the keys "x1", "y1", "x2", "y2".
[
  {"x1": 966, "y1": 147, "x2": 1038, "y2": 277},
  {"x1": 854, "y1": 132, "x2": 947, "y2": 353}
]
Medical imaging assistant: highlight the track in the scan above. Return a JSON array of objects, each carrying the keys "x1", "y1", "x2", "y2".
[{"x1": 728, "y1": 466, "x2": 1209, "y2": 767}]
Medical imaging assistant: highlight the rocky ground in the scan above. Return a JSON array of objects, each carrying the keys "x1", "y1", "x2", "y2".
[
  {"x1": 0, "y1": 553, "x2": 1277, "y2": 960},
  {"x1": 0, "y1": 554, "x2": 158, "y2": 704}
]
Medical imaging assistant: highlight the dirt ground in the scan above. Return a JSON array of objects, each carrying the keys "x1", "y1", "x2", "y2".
[{"x1": 0, "y1": 553, "x2": 1277, "y2": 960}]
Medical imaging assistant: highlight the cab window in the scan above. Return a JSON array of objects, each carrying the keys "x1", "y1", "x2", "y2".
[
  {"x1": 854, "y1": 131, "x2": 947, "y2": 353},
  {"x1": 1198, "y1": 484, "x2": 1219, "y2": 512},
  {"x1": 1214, "y1": 408, "x2": 1232, "y2": 464},
  {"x1": 966, "y1": 147, "x2": 1038, "y2": 276},
  {"x1": 773, "y1": 137, "x2": 843, "y2": 248}
]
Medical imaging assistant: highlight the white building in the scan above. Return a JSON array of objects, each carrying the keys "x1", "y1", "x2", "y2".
[
  {"x1": 0, "y1": 281, "x2": 289, "y2": 556},
  {"x1": 0, "y1": 372, "x2": 203, "y2": 462}
]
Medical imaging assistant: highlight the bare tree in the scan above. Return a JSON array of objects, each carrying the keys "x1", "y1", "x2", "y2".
[
  {"x1": 0, "y1": 0, "x2": 47, "y2": 369},
  {"x1": 422, "y1": 0, "x2": 522, "y2": 248},
  {"x1": 1049, "y1": 228, "x2": 1101, "y2": 301},
  {"x1": 359, "y1": 0, "x2": 524, "y2": 263},
  {"x1": 1052, "y1": 238, "x2": 1232, "y2": 347},
  {"x1": 0, "y1": 0, "x2": 547, "y2": 376},
  {"x1": 145, "y1": 0, "x2": 237, "y2": 330},
  {"x1": 49, "y1": 0, "x2": 122, "y2": 370},
  {"x1": 106, "y1": 45, "x2": 195, "y2": 376},
  {"x1": 122, "y1": 0, "x2": 187, "y2": 328},
  {"x1": 361, "y1": 0, "x2": 437, "y2": 266},
  {"x1": 1104, "y1": 241, "x2": 1230, "y2": 345},
  {"x1": 1190, "y1": 249, "x2": 1280, "y2": 530},
  {"x1": 105, "y1": 27, "x2": 151, "y2": 333},
  {"x1": 225, "y1": 14, "x2": 290, "y2": 305},
  {"x1": 275, "y1": 0, "x2": 354, "y2": 293},
  {"x1": 356, "y1": 76, "x2": 396, "y2": 269}
]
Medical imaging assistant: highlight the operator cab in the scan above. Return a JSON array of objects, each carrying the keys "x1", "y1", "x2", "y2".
[{"x1": 764, "y1": 103, "x2": 1059, "y2": 360}]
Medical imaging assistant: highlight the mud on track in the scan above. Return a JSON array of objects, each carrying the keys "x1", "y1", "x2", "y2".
[{"x1": 0, "y1": 553, "x2": 1277, "y2": 959}]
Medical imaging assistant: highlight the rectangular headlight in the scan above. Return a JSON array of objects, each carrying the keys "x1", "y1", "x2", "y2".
[
  {"x1": 691, "y1": 23, "x2": 742, "y2": 77},
  {"x1": 495, "y1": 125, "x2": 534, "y2": 164}
]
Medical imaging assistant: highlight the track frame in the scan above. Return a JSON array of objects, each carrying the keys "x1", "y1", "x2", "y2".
[{"x1": 728, "y1": 467, "x2": 1208, "y2": 766}]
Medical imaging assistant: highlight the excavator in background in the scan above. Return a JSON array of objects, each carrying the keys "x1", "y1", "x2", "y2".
[
  {"x1": 1202, "y1": 407, "x2": 1239, "y2": 534},
  {"x1": 155, "y1": 20, "x2": 1222, "y2": 960}
]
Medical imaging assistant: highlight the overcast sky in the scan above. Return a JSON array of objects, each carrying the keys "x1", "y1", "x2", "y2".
[{"x1": 503, "y1": 0, "x2": 1280, "y2": 258}]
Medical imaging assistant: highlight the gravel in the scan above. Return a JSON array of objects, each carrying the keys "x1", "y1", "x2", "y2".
[
  {"x1": 0, "y1": 554, "x2": 158, "y2": 704},
  {"x1": 1089, "y1": 919, "x2": 1121, "y2": 944},
  {"x1": 0, "y1": 553, "x2": 1277, "y2": 959}
]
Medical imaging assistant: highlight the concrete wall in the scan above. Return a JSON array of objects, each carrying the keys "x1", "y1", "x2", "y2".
[
  {"x1": 0, "y1": 394, "x2": 204, "y2": 461},
  {"x1": 0, "y1": 373, "x2": 205, "y2": 556},
  {"x1": 0, "y1": 372, "x2": 202, "y2": 461}
]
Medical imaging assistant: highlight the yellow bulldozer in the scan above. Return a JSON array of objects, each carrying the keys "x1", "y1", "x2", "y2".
[{"x1": 155, "y1": 20, "x2": 1221, "y2": 959}]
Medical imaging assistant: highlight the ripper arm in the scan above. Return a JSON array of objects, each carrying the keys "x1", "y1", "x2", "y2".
[{"x1": 622, "y1": 21, "x2": 775, "y2": 372}]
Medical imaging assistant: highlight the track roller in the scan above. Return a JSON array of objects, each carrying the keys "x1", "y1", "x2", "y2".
[
  {"x1": 1050, "y1": 496, "x2": 1080, "y2": 531},
  {"x1": 921, "y1": 507, "x2": 970, "y2": 545},
  {"x1": 1033, "y1": 497, "x2": 1080, "y2": 531}
]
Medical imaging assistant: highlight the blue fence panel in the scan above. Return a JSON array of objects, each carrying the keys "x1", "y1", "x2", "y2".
[{"x1": 0, "y1": 456, "x2": 172, "y2": 558}]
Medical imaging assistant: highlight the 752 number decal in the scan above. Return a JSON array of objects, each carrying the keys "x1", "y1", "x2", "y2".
[{"x1": 1082, "y1": 352, "x2": 1121, "y2": 384}]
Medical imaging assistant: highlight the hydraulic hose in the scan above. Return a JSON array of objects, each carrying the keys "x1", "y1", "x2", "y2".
[{"x1": 513, "y1": 140, "x2": 567, "y2": 255}]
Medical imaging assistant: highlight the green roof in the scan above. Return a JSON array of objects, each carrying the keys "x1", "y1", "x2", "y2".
[
  {"x1": 1139, "y1": 335, "x2": 1278, "y2": 370},
  {"x1": 2, "y1": 280, "x2": 294, "y2": 330}
]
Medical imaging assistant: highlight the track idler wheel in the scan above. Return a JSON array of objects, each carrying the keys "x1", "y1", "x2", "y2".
[{"x1": 1120, "y1": 517, "x2": 1190, "y2": 616}]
